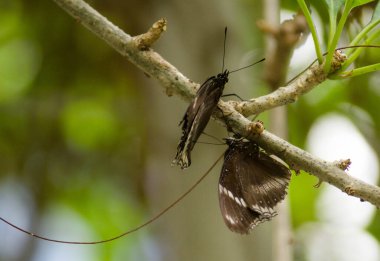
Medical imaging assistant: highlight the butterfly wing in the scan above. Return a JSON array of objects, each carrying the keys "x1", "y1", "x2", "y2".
[
  {"x1": 219, "y1": 140, "x2": 291, "y2": 234},
  {"x1": 219, "y1": 146, "x2": 264, "y2": 234},
  {"x1": 237, "y1": 143, "x2": 291, "y2": 219},
  {"x1": 174, "y1": 75, "x2": 227, "y2": 169}
]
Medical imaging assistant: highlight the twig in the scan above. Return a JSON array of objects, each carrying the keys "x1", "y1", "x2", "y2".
[
  {"x1": 53, "y1": 0, "x2": 197, "y2": 99},
  {"x1": 231, "y1": 50, "x2": 347, "y2": 117},
  {"x1": 134, "y1": 18, "x2": 167, "y2": 50},
  {"x1": 52, "y1": 0, "x2": 380, "y2": 208}
]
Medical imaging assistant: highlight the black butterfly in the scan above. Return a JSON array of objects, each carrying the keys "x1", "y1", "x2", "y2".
[
  {"x1": 218, "y1": 138, "x2": 291, "y2": 234},
  {"x1": 173, "y1": 70, "x2": 229, "y2": 169},
  {"x1": 173, "y1": 28, "x2": 264, "y2": 169}
]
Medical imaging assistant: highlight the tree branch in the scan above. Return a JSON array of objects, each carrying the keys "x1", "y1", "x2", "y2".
[
  {"x1": 230, "y1": 50, "x2": 347, "y2": 117},
  {"x1": 52, "y1": 0, "x2": 380, "y2": 208},
  {"x1": 53, "y1": 0, "x2": 197, "y2": 99}
]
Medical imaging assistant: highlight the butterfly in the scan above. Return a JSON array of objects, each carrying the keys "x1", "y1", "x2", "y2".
[
  {"x1": 173, "y1": 69, "x2": 229, "y2": 169},
  {"x1": 173, "y1": 27, "x2": 264, "y2": 169},
  {"x1": 218, "y1": 138, "x2": 291, "y2": 234}
]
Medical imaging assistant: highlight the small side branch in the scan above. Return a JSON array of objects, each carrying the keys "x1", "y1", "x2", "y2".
[
  {"x1": 133, "y1": 18, "x2": 167, "y2": 50},
  {"x1": 53, "y1": 0, "x2": 198, "y2": 99},
  {"x1": 231, "y1": 50, "x2": 347, "y2": 117}
]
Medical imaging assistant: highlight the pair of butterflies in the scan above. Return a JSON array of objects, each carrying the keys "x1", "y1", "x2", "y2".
[
  {"x1": 0, "y1": 28, "x2": 291, "y2": 242},
  {"x1": 172, "y1": 28, "x2": 291, "y2": 234}
]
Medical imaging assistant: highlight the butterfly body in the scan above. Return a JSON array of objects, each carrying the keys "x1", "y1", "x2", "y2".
[
  {"x1": 173, "y1": 70, "x2": 229, "y2": 169},
  {"x1": 219, "y1": 138, "x2": 291, "y2": 234}
]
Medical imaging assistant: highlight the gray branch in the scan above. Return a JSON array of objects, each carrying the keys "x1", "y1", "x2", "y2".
[
  {"x1": 53, "y1": 0, "x2": 380, "y2": 208},
  {"x1": 230, "y1": 51, "x2": 347, "y2": 117}
]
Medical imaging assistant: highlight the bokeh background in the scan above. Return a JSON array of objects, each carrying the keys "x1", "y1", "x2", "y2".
[{"x1": 0, "y1": 0, "x2": 380, "y2": 260}]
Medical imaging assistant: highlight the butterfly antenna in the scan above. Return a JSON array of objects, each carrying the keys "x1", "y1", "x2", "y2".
[
  {"x1": 222, "y1": 27, "x2": 227, "y2": 72},
  {"x1": 230, "y1": 58, "x2": 265, "y2": 74},
  {"x1": 0, "y1": 154, "x2": 224, "y2": 245}
]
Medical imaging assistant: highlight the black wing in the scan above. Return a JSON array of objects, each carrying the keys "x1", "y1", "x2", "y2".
[
  {"x1": 237, "y1": 148, "x2": 291, "y2": 216},
  {"x1": 218, "y1": 139, "x2": 291, "y2": 234},
  {"x1": 173, "y1": 72, "x2": 228, "y2": 169},
  {"x1": 219, "y1": 147, "x2": 267, "y2": 234}
]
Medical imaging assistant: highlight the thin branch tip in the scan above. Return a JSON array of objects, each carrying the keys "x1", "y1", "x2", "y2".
[{"x1": 134, "y1": 18, "x2": 167, "y2": 50}]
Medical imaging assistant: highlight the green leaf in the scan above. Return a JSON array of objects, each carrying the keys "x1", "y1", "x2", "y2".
[
  {"x1": 324, "y1": 0, "x2": 353, "y2": 73},
  {"x1": 324, "y1": 0, "x2": 345, "y2": 21},
  {"x1": 324, "y1": 0, "x2": 345, "y2": 47},
  {"x1": 339, "y1": 63, "x2": 380, "y2": 78},
  {"x1": 352, "y1": 0, "x2": 375, "y2": 8},
  {"x1": 297, "y1": 0, "x2": 323, "y2": 63},
  {"x1": 339, "y1": 28, "x2": 380, "y2": 70},
  {"x1": 370, "y1": 0, "x2": 380, "y2": 22}
]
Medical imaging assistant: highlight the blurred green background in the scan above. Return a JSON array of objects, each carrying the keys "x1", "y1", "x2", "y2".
[{"x1": 0, "y1": 0, "x2": 379, "y2": 260}]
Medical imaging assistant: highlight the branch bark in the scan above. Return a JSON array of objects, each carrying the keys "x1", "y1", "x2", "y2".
[
  {"x1": 52, "y1": 0, "x2": 380, "y2": 208},
  {"x1": 229, "y1": 50, "x2": 346, "y2": 117}
]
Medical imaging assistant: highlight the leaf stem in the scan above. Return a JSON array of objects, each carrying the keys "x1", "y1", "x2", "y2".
[
  {"x1": 324, "y1": 0, "x2": 354, "y2": 73},
  {"x1": 297, "y1": 0, "x2": 323, "y2": 63}
]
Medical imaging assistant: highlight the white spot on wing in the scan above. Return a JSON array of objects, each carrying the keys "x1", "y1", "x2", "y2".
[
  {"x1": 225, "y1": 215, "x2": 236, "y2": 225},
  {"x1": 251, "y1": 204, "x2": 275, "y2": 215},
  {"x1": 220, "y1": 185, "x2": 248, "y2": 208},
  {"x1": 228, "y1": 190, "x2": 234, "y2": 200},
  {"x1": 192, "y1": 97, "x2": 198, "y2": 109},
  {"x1": 234, "y1": 197, "x2": 242, "y2": 206},
  {"x1": 241, "y1": 198, "x2": 247, "y2": 208}
]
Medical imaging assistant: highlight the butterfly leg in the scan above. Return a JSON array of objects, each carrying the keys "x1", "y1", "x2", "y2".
[{"x1": 221, "y1": 93, "x2": 245, "y2": 101}]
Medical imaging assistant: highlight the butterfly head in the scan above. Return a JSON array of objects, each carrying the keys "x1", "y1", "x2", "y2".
[
  {"x1": 224, "y1": 137, "x2": 256, "y2": 149},
  {"x1": 216, "y1": 70, "x2": 229, "y2": 85}
]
